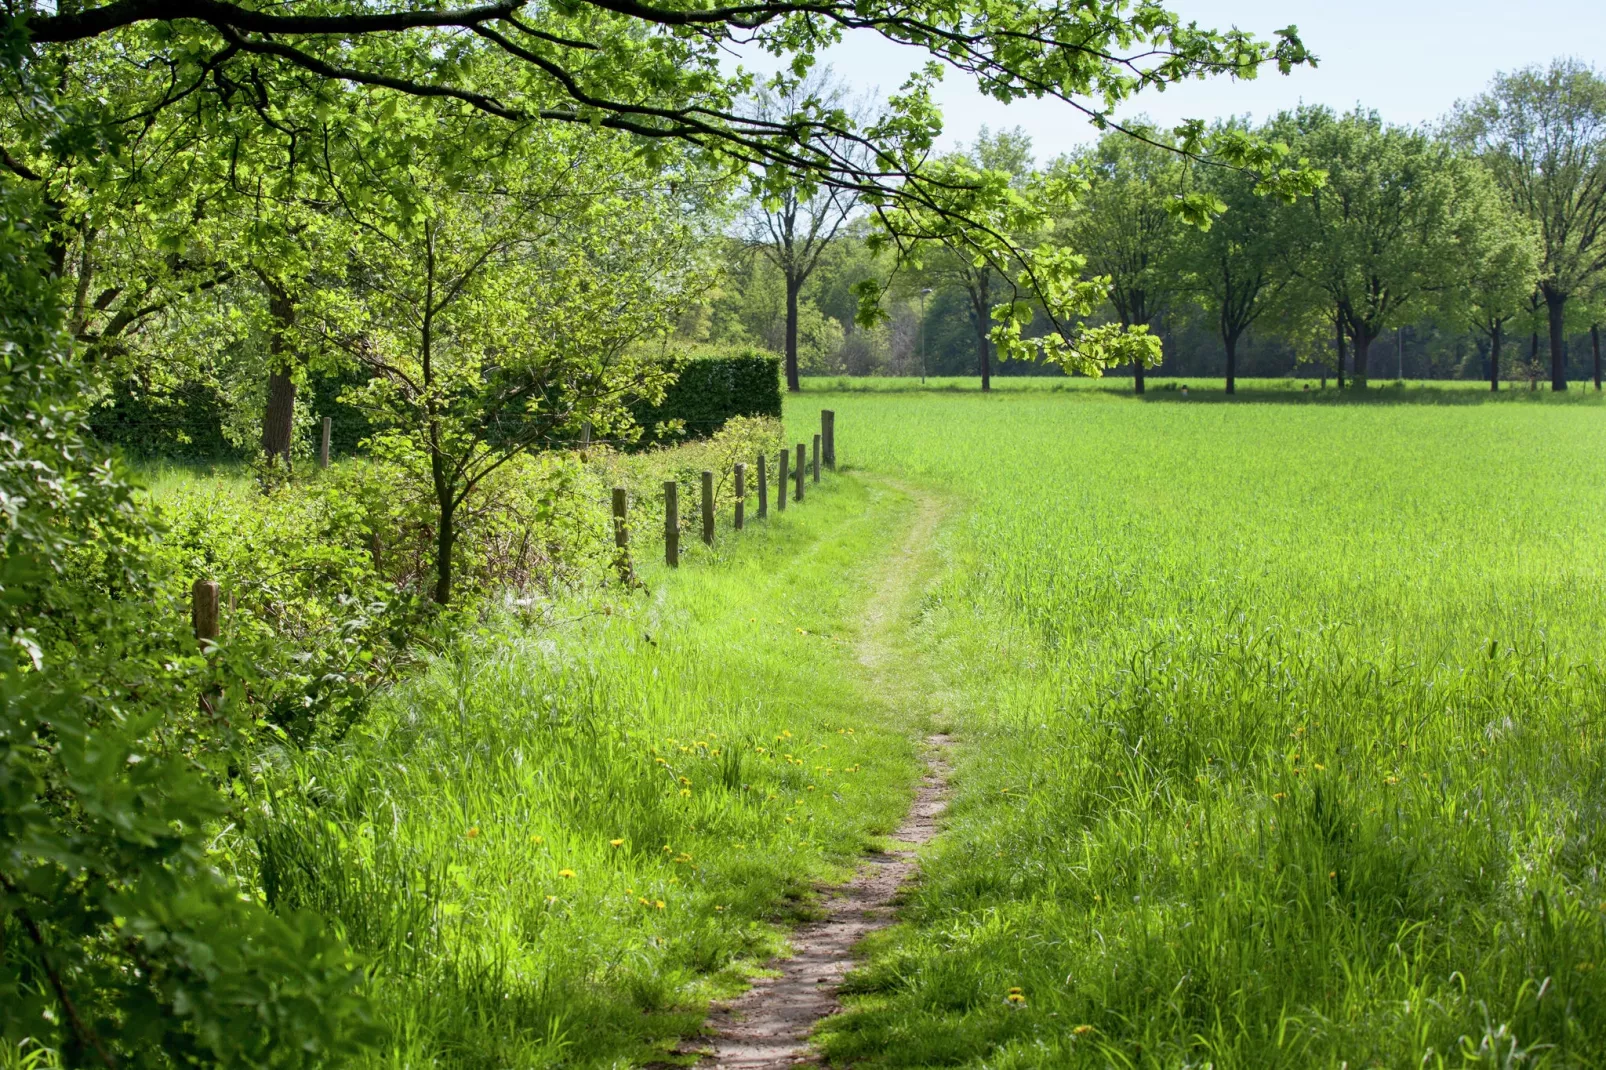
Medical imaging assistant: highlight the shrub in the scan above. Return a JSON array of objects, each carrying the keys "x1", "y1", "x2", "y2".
[{"x1": 631, "y1": 349, "x2": 782, "y2": 445}]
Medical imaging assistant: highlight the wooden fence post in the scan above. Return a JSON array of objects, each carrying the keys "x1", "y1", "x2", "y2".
[
  {"x1": 612, "y1": 487, "x2": 634, "y2": 584},
  {"x1": 812, "y1": 434, "x2": 821, "y2": 483},
  {"x1": 734, "y1": 463, "x2": 746, "y2": 531},
  {"x1": 757, "y1": 453, "x2": 768, "y2": 518},
  {"x1": 193, "y1": 578, "x2": 220, "y2": 716},
  {"x1": 319, "y1": 416, "x2": 331, "y2": 470},
  {"x1": 192, "y1": 578, "x2": 220, "y2": 647},
  {"x1": 822, "y1": 409, "x2": 835, "y2": 469},
  {"x1": 776, "y1": 449, "x2": 788, "y2": 512},
  {"x1": 795, "y1": 443, "x2": 805, "y2": 502},
  {"x1": 701, "y1": 470, "x2": 715, "y2": 547},
  {"x1": 664, "y1": 481, "x2": 679, "y2": 567}
]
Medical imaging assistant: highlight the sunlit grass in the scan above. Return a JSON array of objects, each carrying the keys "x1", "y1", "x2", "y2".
[
  {"x1": 240, "y1": 471, "x2": 924, "y2": 1067},
  {"x1": 798, "y1": 389, "x2": 1606, "y2": 1068}
]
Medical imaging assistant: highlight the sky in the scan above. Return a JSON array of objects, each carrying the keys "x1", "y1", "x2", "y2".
[{"x1": 732, "y1": 1, "x2": 1606, "y2": 162}]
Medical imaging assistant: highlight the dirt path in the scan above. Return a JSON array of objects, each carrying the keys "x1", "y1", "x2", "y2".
[{"x1": 697, "y1": 484, "x2": 950, "y2": 1069}]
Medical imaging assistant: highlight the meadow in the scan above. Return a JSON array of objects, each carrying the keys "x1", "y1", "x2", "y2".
[
  {"x1": 784, "y1": 383, "x2": 1606, "y2": 1067},
  {"x1": 133, "y1": 470, "x2": 928, "y2": 1069}
]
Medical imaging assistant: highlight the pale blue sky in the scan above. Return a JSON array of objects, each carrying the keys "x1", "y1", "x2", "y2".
[{"x1": 735, "y1": 1, "x2": 1605, "y2": 161}]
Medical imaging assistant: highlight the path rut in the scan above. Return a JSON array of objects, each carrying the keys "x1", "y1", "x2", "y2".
[{"x1": 697, "y1": 485, "x2": 949, "y2": 1068}]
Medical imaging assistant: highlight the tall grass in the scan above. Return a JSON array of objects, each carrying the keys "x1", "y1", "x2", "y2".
[
  {"x1": 798, "y1": 390, "x2": 1606, "y2": 1067},
  {"x1": 237, "y1": 473, "x2": 923, "y2": 1067}
]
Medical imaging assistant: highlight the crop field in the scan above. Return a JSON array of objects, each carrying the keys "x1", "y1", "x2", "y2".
[{"x1": 779, "y1": 385, "x2": 1606, "y2": 1067}]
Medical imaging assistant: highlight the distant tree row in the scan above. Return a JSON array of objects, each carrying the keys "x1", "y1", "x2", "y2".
[{"x1": 704, "y1": 59, "x2": 1606, "y2": 393}]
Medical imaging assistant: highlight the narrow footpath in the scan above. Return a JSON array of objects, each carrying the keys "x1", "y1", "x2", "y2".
[{"x1": 699, "y1": 485, "x2": 952, "y2": 1068}]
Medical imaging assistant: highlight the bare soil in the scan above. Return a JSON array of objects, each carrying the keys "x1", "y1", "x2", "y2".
[{"x1": 695, "y1": 485, "x2": 950, "y2": 1068}]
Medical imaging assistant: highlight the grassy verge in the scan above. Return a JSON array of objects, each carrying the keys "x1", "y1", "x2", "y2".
[
  {"x1": 806, "y1": 391, "x2": 1606, "y2": 1068},
  {"x1": 241, "y1": 470, "x2": 923, "y2": 1067}
]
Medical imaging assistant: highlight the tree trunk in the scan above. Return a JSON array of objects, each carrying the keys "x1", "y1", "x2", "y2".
[
  {"x1": 1352, "y1": 330, "x2": 1373, "y2": 385},
  {"x1": 431, "y1": 449, "x2": 455, "y2": 605},
  {"x1": 1543, "y1": 286, "x2": 1568, "y2": 391},
  {"x1": 1593, "y1": 323, "x2": 1601, "y2": 391},
  {"x1": 784, "y1": 273, "x2": 801, "y2": 393},
  {"x1": 1335, "y1": 315, "x2": 1346, "y2": 390},
  {"x1": 1224, "y1": 332, "x2": 1238, "y2": 395},
  {"x1": 977, "y1": 273, "x2": 991, "y2": 392},
  {"x1": 433, "y1": 500, "x2": 455, "y2": 605},
  {"x1": 1489, "y1": 324, "x2": 1502, "y2": 392},
  {"x1": 260, "y1": 288, "x2": 298, "y2": 465}
]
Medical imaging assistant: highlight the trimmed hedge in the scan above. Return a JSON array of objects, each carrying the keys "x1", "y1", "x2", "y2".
[
  {"x1": 632, "y1": 349, "x2": 782, "y2": 445},
  {"x1": 89, "y1": 379, "x2": 242, "y2": 460}
]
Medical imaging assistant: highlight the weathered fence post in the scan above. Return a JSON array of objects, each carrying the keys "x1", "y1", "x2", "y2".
[
  {"x1": 701, "y1": 470, "x2": 715, "y2": 547},
  {"x1": 664, "y1": 481, "x2": 679, "y2": 567},
  {"x1": 319, "y1": 416, "x2": 332, "y2": 470},
  {"x1": 822, "y1": 409, "x2": 835, "y2": 469},
  {"x1": 757, "y1": 453, "x2": 768, "y2": 518},
  {"x1": 612, "y1": 487, "x2": 634, "y2": 584},
  {"x1": 734, "y1": 463, "x2": 746, "y2": 531},
  {"x1": 795, "y1": 443, "x2": 805, "y2": 502},
  {"x1": 192, "y1": 578, "x2": 219, "y2": 647},
  {"x1": 812, "y1": 434, "x2": 821, "y2": 483},
  {"x1": 193, "y1": 578, "x2": 220, "y2": 716},
  {"x1": 776, "y1": 449, "x2": 788, "y2": 512}
]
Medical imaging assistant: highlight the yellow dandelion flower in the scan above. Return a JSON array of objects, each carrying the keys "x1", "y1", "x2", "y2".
[
  {"x1": 655, "y1": 900, "x2": 666, "y2": 910},
  {"x1": 1272, "y1": 792, "x2": 1287, "y2": 801},
  {"x1": 1007, "y1": 987, "x2": 1023, "y2": 995},
  {"x1": 795, "y1": 628, "x2": 808, "y2": 635},
  {"x1": 1073, "y1": 1025, "x2": 1095, "y2": 1036},
  {"x1": 1006, "y1": 993, "x2": 1026, "y2": 1004},
  {"x1": 1314, "y1": 763, "x2": 1326, "y2": 771},
  {"x1": 782, "y1": 730, "x2": 793, "y2": 739},
  {"x1": 466, "y1": 826, "x2": 480, "y2": 839},
  {"x1": 678, "y1": 776, "x2": 691, "y2": 786},
  {"x1": 1384, "y1": 776, "x2": 1400, "y2": 785},
  {"x1": 558, "y1": 868, "x2": 576, "y2": 878},
  {"x1": 679, "y1": 788, "x2": 692, "y2": 797},
  {"x1": 610, "y1": 838, "x2": 625, "y2": 847},
  {"x1": 530, "y1": 835, "x2": 544, "y2": 845}
]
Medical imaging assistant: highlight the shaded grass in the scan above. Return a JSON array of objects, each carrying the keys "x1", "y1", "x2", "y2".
[
  {"x1": 795, "y1": 392, "x2": 1606, "y2": 1068},
  {"x1": 240, "y1": 472, "x2": 924, "y2": 1067}
]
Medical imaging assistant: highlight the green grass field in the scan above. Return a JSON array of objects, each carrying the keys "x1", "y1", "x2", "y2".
[
  {"x1": 780, "y1": 386, "x2": 1606, "y2": 1067},
  {"x1": 132, "y1": 385, "x2": 1606, "y2": 1069},
  {"x1": 219, "y1": 473, "x2": 932, "y2": 1067}
]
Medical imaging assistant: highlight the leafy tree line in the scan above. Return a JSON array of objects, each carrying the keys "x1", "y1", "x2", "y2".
[{"x1": 718, "y1": 59, "x2": 1606, "y2": 393}]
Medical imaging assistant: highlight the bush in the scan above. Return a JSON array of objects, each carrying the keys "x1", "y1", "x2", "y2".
[
  {"x1": 0, "y1": 182, "x2": 373, "y2": 1065},
  {"x1": 631, "y1": 349, "x2": 781, "y2": 445}
]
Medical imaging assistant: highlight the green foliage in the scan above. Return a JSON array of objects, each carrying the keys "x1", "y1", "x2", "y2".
[
  {"x1": 633, "y1": 352, "x2": 784, "y2": 445},
  {"x1": 0, "y1": 165, "x2": 371, "y2": 1065}
]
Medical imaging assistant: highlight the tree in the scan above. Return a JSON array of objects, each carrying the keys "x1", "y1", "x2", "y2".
[
  {"x1": 905, "y1": 127, "x2": 1036, "y2": 390},
  {"x1": 9, "y1": 0, "x2": 1316, "y2": 378},
  {"x1": 1061, "y1": 129, "x2": 1185, "y2": 394},
  {"x1": 1455, "y1": 191, "x2": 1542, "y2": 390},
  {"x1": 1454, "y1": 59, "x2": 1606, "y2": 390},
  {"x1": 311, "y1": 111, "x2": 714, "y2": 605},
  {"x1": 1175, "y1": 121, "x2": 1296, "y2": 394},
  {"x1": 745, "y1": 68, "x2": 866, "y2": 393},
  {"x1": 1278, "y1": 108, "x2": 1475, "y2": 385}
]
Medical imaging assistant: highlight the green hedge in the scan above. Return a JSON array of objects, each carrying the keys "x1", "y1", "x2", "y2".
[{"x1": 632, "y1": 349, "x2": 782, "y2": 445}]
